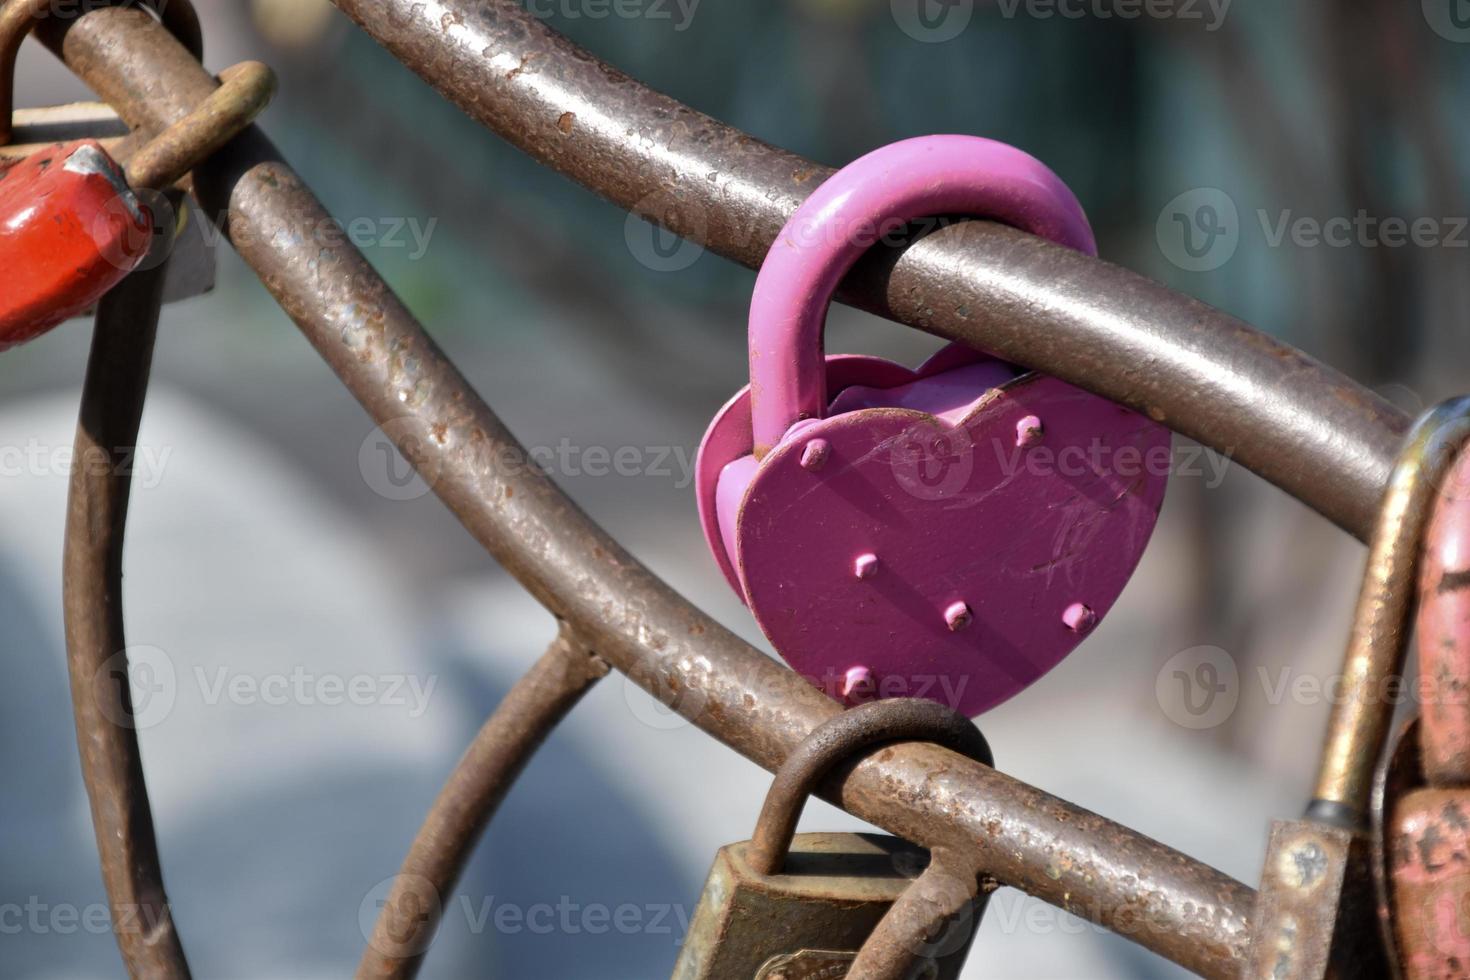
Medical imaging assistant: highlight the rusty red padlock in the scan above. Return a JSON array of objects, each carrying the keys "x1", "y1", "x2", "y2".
[
  {"x1": 0, "y1": 139, "x2": 154, "y2": 350},
  {"x1": 0, "y1": 60, "x2": 275, "y2": 352},
  {"x1": 1383, "y1": 445, "x2": 1470, "y2": 978}
]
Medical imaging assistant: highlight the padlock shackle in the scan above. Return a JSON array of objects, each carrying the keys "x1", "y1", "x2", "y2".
[
  {"x1": 0, "y1": 0, "x2": 202, "y2": 147},
  {"x1": 747, "y1": 134, "x2": 1095, "y2": 456},
  {"x1": 120, "y1": 60, "x2": 276, "y2": 191},
  {"x1": 1310, "y1": 397, "x2": 1470, "y2": 826},
  {"x1": 748, "y1": 699, "x2": 992, "y2": 877}
]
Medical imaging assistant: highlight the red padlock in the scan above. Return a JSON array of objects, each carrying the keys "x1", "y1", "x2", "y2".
[
  {"x1": 0, "y1": 58, "x2": 276, "y2": 352},
  {"x1": 0, "y1": 139, "x2": 152, "y2": 351},
  {"x1": 1385, "y1": 445, "x2": 1470, "y2": 977}
]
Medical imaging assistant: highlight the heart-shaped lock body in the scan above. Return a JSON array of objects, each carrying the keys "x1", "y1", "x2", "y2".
[
  {"x1": 0, "y1": 140, "x2": 153, "y2": 351},
  {"x1": 695, "y1": 135, "x2": 1170, "y2": 717}
]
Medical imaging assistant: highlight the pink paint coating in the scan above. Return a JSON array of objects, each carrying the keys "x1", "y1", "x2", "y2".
[{"x1": 732, "y1": 376, "x2": 1167, "y2": 716}]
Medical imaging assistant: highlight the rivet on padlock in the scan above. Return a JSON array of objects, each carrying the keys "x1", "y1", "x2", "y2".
[
  {"x1": 694, "y1": 135, "x2": 1170, "y2": 718},
  {"x1": 673, "y1": 699, "x2": 993, "y2": 980},
  {"x1": 1245, "y1": 399, "x2": 1470, "y2": 978},
  {"x1": 0, "y1": 44, "x2": 273, "y2": 351}
]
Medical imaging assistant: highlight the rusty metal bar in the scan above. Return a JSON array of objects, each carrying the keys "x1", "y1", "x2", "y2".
[
  {"x1": 39, "y1": 9, "x2": 1257, "y2": 975},
  {"x1": 329, "y1": 0, "x2": 1409, "y2": 543},
  {"x1": 62, "y1": 200, "x2": 190, "y2": 979},
  {"x1": 358, "y1": 627, "x2": 609, "y2": 980}
]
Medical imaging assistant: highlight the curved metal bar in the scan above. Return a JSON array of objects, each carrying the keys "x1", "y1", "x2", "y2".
[
  {"x1": 62, "y1": 198, "x2": 190, "y2": 979},
  {"x1": 1309, "y1": 398, "x2": 1470, "y2": 826},
  {"x1": 328, "y1": 0, "x2": 1408, "y2": 542},
  {"x1": 39, "y1": 10, "x2": 1255, "y2": 975},
  {"x1": 748, "y1": 699, "x2": 993, "y2": 877},
  {"x1": 358, "y1": 627, "x2": 609, "y2": 980}
]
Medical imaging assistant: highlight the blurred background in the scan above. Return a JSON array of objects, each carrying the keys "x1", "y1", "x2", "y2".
[{"x1": 3, "y1": 0, "x2": 1468, "y2": 976}]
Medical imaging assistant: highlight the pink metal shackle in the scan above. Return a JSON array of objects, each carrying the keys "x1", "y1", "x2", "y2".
[{"x1": 747, "y1": 134, "x2": 1096, "y2": 455}]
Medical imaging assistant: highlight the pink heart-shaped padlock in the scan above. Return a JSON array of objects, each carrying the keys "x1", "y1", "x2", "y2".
[{"x1": 695, "y1": 135, "x2": 1169, "y2": 717}]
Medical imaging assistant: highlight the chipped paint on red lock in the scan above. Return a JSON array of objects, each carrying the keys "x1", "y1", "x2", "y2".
[
  {"x1": 1415, "y1": 447, "x2": 1470, "y2": 787},
  {"x1": 0, "y1": 140, "x2": 153, "y2": 351}
]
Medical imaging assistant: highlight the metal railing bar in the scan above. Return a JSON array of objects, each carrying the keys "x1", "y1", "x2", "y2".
[
  {"x1": 330, "y1": 0, "x2": 1408, "y2": 543},
  {"x1": 62, "y1": 196, "x2": 191, "y2": 980},
  {"x1": 358, "y1": 626, "x2": 609, "y2": 980}
]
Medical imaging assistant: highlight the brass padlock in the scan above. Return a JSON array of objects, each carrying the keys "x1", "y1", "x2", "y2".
[{"x1": 673, "y1": 699, "x2": 992, "y2": 979}]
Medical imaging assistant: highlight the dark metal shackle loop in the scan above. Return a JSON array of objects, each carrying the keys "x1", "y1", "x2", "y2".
[
  {"x1": 0, "y1": 0, "x2": 202, "y2": 146},
  {"x1": 120, "y1": 59, "x2": 276, "y2": 190},
  {"x1": 748, "y1": 699, "x2": 993, "y2": 877}
]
